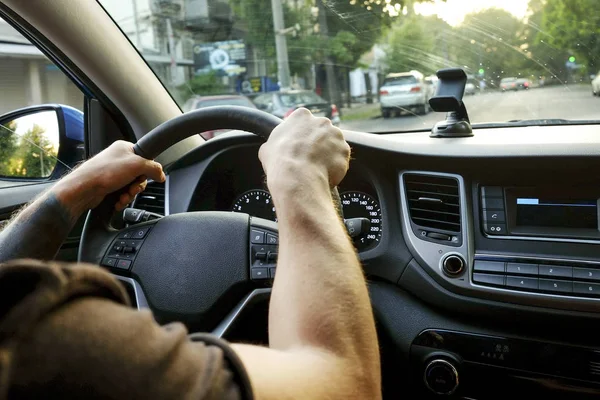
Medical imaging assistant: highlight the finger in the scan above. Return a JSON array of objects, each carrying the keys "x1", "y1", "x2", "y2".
[{"x1": 142, "y1": 160, "x2": 165, "y2": 183}]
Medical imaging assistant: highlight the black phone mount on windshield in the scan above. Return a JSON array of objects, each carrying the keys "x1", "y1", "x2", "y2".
[{"x1": 429, "y1": 68, "x2": 473, "y2": 138}]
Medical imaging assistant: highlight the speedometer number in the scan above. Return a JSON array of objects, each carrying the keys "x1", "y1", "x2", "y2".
[{"x1": 340, "y1": 191, "x2": 383, "y2": 251}]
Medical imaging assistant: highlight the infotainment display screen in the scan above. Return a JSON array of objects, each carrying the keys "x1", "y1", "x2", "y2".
[{"x1": 516, "y1": 198, "x2": 598, "y2": 229}]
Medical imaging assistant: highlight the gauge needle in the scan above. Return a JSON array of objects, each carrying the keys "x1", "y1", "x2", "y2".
[{"x1": 344, "y1": 217, "x2": 371, "y2": 238}]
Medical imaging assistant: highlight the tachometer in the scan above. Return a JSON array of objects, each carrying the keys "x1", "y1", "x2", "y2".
[
  {"x1": 340, "y1": 191, "x2": 382, "y2": 251},
  {"x1": 232, "y1": 189, "x2": 276, "y2": 221}
]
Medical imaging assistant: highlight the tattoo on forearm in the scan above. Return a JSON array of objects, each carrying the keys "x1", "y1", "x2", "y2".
[{"x1": 0, "y1": 192, "x2": 75, "y2": 263}]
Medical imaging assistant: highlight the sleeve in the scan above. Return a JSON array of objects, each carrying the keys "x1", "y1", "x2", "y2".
[{"x1": 0, "y1": 260, "x2": 253, "y2": 400}]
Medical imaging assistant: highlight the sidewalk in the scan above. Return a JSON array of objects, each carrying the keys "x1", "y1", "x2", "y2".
[{"x1": 340, "y1": 102, "x2": 381, "y2": 122}]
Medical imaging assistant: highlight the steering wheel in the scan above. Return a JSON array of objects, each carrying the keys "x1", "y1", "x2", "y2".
[{"x1": 79, "y1": 106, "x2": 342, "y2": 332}]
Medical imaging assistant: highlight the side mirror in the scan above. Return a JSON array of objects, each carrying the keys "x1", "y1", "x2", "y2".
[{"x1": 0, "y1": 104, "x2": 84, "y2": 180}]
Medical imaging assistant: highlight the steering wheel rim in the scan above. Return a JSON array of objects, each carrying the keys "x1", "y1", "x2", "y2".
[{"x1": 79, "y1": 106, "x2": 343, "y2": 332}]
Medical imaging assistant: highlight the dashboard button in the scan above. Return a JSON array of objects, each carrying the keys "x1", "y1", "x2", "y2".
[
  {"x1": 251, "y1": 268, "x2": 268, "y2": 280},
  {"x1": 483, "y1": 210, "x2": 505, "y2": 223},
  {"x1": 250, "y1": 229, "x2": 265, "y2": 244},
  {"x1": 481, "y1": 186, "x2": 504, "y2": 197},
  {"x1": 474, "y1": 260, "x2": 505, "y2": 273},
  {"x1": 573, "y1": 268, "x2": 600, "y2": 281},
  {"x1": 506, "y1": 276, "x2": 538, "y2": 290},
  {"x1": 573, "y1": 282, "x2": 600, "y2": 296},
  {"x1": 506, "y1": 263, "x2": 538, "y2": 275},
  {"x1": 539, "y1": 265, "x2": 572, "y2": 278},
  {"x1": 473, "y1": 273, "x2": 505, "y2": 287},
  {"x1": 481, "y1": 197, "x2": 505, "y2": 210},
  {"x1": 539, "y1": 279, "x2": 573, "y2": 294},
  {"x1": 483, "y1": 223, "x2": 507, "y2": 235}
]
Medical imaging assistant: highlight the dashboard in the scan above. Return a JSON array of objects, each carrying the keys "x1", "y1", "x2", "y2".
[{"x1": 164, "y1": 126, "x2": 600, "y2": 399}]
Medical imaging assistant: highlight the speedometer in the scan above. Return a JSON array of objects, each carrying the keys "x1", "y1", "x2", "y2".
[
  {"x1": 340, "y1": 191, "x2": 382, "y2": 251},
  {"x1": 232, "y1": 189, "x2": 276, "y2": 221}
]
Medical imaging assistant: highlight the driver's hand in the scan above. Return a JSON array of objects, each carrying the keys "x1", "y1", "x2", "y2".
[
  {"x1": 259, "y1": 108, "x2": 350, "y2": 195},
  {"x1": 56, "y1": 140, "x2": 165, "y2": 212}
]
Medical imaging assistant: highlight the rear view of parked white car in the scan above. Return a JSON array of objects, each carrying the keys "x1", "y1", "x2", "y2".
[{"x1": 379, "y1": 71, "x2": 433, "y2": 118}]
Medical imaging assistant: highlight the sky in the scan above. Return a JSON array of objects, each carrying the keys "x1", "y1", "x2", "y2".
[{"x1": 413, "y1": 0, "x2": 531, "y2": 26}]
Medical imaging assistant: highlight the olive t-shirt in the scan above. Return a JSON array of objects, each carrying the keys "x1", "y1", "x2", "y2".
[{"x1": 0, "y1": 259, "x2": 253, "y2": 400}]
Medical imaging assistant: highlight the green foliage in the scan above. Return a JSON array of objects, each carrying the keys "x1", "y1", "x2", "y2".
[
  {"x1": 0, "y1": 121, "x2": 17, "y2": 176},
  {"x1": 13, "y1": 124, "x2": 57, "y2": 178},
  {"x1": 535, "y1": 0, "x2": 600, "y2": 73},
  {"x1": 180, "y1": 71, "x2": 229, "y2": 100}
]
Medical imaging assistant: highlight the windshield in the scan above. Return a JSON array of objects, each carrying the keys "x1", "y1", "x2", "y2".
[
  {"x1": 383, "y1": 76, "x2": 418, "y2": 87},
  {"x1": 279, "y1": 92, "x2": 327, "y2": 107},
  {"x1": 100, "y1": 0, "x2": 600, "y2": 133}
]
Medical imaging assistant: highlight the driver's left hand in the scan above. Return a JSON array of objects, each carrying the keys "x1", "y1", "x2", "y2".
[{"x1": 53, "y1": 140, "x2": 165, "y2": 216}]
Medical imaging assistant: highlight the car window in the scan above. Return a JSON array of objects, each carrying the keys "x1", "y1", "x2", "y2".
[
  {"x1": 279, "y1": 92, "x2": 326, "y2": 107},
  {"x1": 383, "y1": 76, "x2": 418, "y2": 86},
  {"x1": 100, "y1": 0, "x2": 600, "y2": 133},
  {"x1": 0, "y1": 16, "x2": 83, "y2": 182}
]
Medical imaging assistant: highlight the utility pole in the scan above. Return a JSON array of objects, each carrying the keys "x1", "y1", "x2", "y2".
[
  {"x1": 317, "y1": 0, "x2": 339, "y2": 105},
  {"x1": 132, "y1": 0, "x2": 141, "y2": 49},
  {"x1": 271, "y1": 0, "x2": 291, "y2": 90}
]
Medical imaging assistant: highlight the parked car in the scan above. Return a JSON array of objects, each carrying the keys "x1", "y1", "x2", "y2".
[
  {"x1": 182, "y1": 95, "x2": 256, "y2": 112},
  {"x1": 379, "y1": 70, "x2": 433, "y2": 118},
  {"x1": 592, "y1": 73, "x2": 600, "y2": 96},
  {"x1": 500, "y1": 77, "x2": 518, "y2": 91},
  {"x1": 464, "y1": 82, "x2": 477, "y2": 95},
  {"x1": 516, "y1": 78, "x2": 531, "y2": 90},
  {"x1": 182, "y1": 95, "x2": 257, "y2": 139},
  {"x1": 251, "y1": 90, "x2": 340, "y2": 125}
]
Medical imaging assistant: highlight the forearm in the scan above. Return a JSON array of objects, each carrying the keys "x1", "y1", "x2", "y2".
[
  {"x1": 0, "y1": 176, "x2": 96, "y2": 263},
  {"x1": 269, "y1": 178, "x2": 380, "y2": 392}
]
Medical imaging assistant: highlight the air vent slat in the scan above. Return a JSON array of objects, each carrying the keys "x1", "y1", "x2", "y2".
[
  {"x1": 134, "y1": 180, "x2": 165, "y2": 216},
  {"x1": 404, "y1": 174, "x2": 461, "y2": 233}
]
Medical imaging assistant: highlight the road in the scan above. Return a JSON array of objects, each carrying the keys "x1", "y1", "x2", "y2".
[{"x1": 340, "y1": 84, "x2": 598, "y2": 132}]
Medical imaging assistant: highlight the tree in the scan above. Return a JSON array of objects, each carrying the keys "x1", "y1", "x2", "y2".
[
  {"x1": 534, "y1": 0, "x2": 600, "y2": 75},
  {"x1": 454, "y1": 8, "x2": 528, "y2": 85},
  {"x1": 179, "y1": 70, "x2": 229, "y2": 100},
  {"x1": 13, "y1": 124, "x2": 57, "y2": 178},
  {"x1": 0, "y1": 120, "x2": 17, "y2": 176}
]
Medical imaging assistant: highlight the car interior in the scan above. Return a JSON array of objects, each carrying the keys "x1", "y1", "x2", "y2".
[{"x1": 2, "y1": 1, "x2": 600, "y2": 399}]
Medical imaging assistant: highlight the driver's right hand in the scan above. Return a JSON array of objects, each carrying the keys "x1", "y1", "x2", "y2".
[{"x1": 258, "y1": 108, "x2": 351, "y2": 196}]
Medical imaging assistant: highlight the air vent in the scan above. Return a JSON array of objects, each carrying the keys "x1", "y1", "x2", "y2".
[
  {"x1": 134, "y1": 180, "x2": 165, "y2": 215},
  {"x1": 404, "y1": 174, "x2": 461, "y2": 233}
]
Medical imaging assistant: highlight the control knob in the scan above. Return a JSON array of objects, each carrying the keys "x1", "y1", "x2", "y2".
[{"x1": 424, "y1": 358, "x2": 459, "y2": 395}]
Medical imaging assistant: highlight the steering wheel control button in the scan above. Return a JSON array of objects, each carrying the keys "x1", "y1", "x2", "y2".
[
  {"x1": 573, "y1": 282, "x2": 600, "y2": 296},
  {"x1": 506, "y1": 263, "x2": 538, "y2": 276},
  {"x1": 132, "y1": 227, "x2": 151, "y2": 239},
  {"x1": 269, "y1": 267, "x2": 276, "y2": 278},
  {"x1": 115, "y1": 259, "x2": 132, "y2": 270},
  {"x1": 267, "y1": 233, "x2": 278, "y2": 245},
  {"x1": 267, "y1": 252, "x2": 278, "y2": 262},
  {"x1": 251, "y1": 268, "x2": 268, "y2": 280},
  {"x1": 483, "y1": 223, "x2": 507, "y2": 235},
  {"x1": 483, "y1": 210, "x2": 506, "y2": 223},
  {"x1": 101, "y1": 258, "x2": 118, "y2": 268},
  {"x1": 539, "y1": 279, "x2": 573, "y2": 294},
  {"x1": 251, "y1": 229, "x2": 266, "y2": 244},
  {"x1": 506, "y1": 276, "x2": 538, "y2": 290},
  {"x1": 424, "y1": 359, "x2": 459, "y2": 395},
  {"x1": 473, "y1": 273, "x2": 505, "y2": 287},
  {"x1": 255, "y1": 252, "x2": 267, "y2": 261},
  {"x1": 573, "y1": 268, "x2": 600, "y2": 282},
  {"x1": 442, "y1": 255, "x2": 465, "y2": 277},
  {"x1": 474, "y1": 260, "x2": 505, "y2": 273},
  {"x1": 539, "y1": 265, "x2": 572, "y2": 278}
]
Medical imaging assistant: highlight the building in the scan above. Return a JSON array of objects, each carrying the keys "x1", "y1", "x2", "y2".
[{"x1": 0, "y1": 17, "x2": 83, "y2": 114}]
